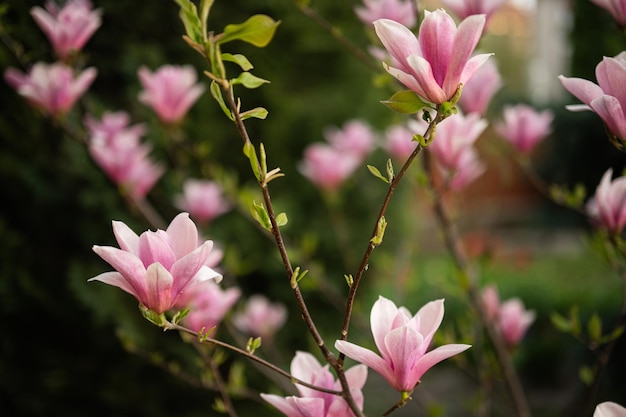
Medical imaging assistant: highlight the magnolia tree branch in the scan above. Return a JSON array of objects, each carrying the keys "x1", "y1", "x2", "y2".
[
  {"x1": 192, "y1": 341, "x2": 239, "y2": 417},
  {"x1": 422, "y1": 150, "x2": 532, "y2": 417}
]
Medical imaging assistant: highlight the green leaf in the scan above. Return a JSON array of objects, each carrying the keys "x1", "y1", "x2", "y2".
[
  {"x1": 601, "y1": 325, "x2": 624, "y2": 344},
  {"x1": 381, "y1": 90, "x2": 428, "y2": 114},
  {"x1": 221, "y1": 53, "x2": 253, "y2": 71},
  {"x1": 219, "y1": 14, "x2": 280, "y2": 47},
  {"x1": 174, "y1": 0, "x2": 204, "y2": 43},
  {"x1": 199, "y1": 0, "x2": 214, "y2": 33},
  {"x1": 241, "y1": 107, "x2": 269, "y2": 120},
  {"x1": 579, "y1": 365, "x2": 594, "y2": 386},
  {"x1": 386, "y1": 158, "x2": 395, "y2": 182},
  {"x1": 243, "y1": 141, "x2": 261, "y2": 181},
  {"x1": 231, "y1": 72, "x2": 270, "y2": 89},
  {"x1": 587, "y1": 313, "x2": 602, "y2": 345},
  {"x1": 209, "y1": 81, "x2": 234, "y2": 120},
  {"x1": 276, "y1": 212, "x2": 288, "y2": 227},
  {"x1": 367, "y1": 164, "x2": 390, "y2": 184},
  {"x1": 250, "y1": 201, "x2": 271, "y2": 231},
  {"x1": 550, "y1": 312, "x2": 571, "y2": 333},
  {"x1": 246, "y1": 336, "x2": 262, "y2": 354}
]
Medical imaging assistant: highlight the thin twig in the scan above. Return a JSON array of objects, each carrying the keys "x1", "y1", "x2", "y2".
[{"x1": 192, "y1": 341, "x2": 239, "y2": 417}]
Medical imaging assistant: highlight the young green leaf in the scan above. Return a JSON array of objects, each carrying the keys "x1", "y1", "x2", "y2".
[
  {"x1": 231, "y1": 72, "x2": 270, "y2": 89},
  {"x1": 174, "y1": 0, "x2": 204, "y2": 43},
  {"x1": 276, "y1": 212, "x2": 288, "y2": 227},
  {"x1": 381, "y1": 90, "x2": 429, "y2": 114},
  {"x1": 367, "y1": 164, "x2": 390, "y2": 184},
  {"x1": 241, "y1": 107, "x2": 269, "y2": 120},
  {"x1": 243, "y1": 141, "x2": 261, "y2": 181},
  {"x1": 219, "y1": 15, "x2": 280, "y2": 47},
  {"x1": 209, "y1": 80, "x2": 234, "y2": 120},
  {"x1": 221, "y1": 53, "x2": 254, "y2": 71},
  {"x1": 250, "y1": 201, "x2": 271, "y2": 231}
]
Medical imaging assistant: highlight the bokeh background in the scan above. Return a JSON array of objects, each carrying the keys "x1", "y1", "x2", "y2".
[{"x1": 1, "y1": 0, "x2": 625, "y2": 416}]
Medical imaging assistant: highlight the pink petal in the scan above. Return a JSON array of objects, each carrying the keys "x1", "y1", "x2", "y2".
[
  {"x1": 112, "y1": 220, "x2": 139, "y2": 253},
  {"x1": 590, "y1": 95, "x2": 626, "y2": 140},
  {"x1": 91, "y1": 245, "x2": 147, "y2": 299},
  {"x1": 406, "y1": 55, "x2": 446, "y2": 103},
  {"x1": 343, "y1": 364, "x2": 368, "y2": 390},
  {"x1": 260, "y1": 394, "x2": 305, "y2": 417},
  {"x1": 415, "y1": 299, "x2": 445, "y2": 348},
  {"x1": 559, "y1": 75, "x2": 604, "y2": 107},
  {"x1": 383, "y1": 326, "x2": 422, "y2": 390},
  {"x1": 373, "y1": 19, "x2": 421, "y2": 72},
  {"x1": 138, "y1": 232, "x2": 176, "y2": 270},
  {"x1": 170, "y1": 241, "x2": 214, "y2": 294},
  {"x1": 596, "y1": 56, "x2": 626, "y2": 110},
  {"x1": 166, "y1": 212, "x2": 199, "y2": 259},
  {"x1": 370, "y1": 296, "x2": 400, "y2": 356},
  {"x1": 419, "y1": 9, "x2": 456, "y2": 85},
  {"x1": 87, "y1": 271, "x2": 137, "y2": 298},
  {"x1": 145, "y1": 262, "x2": 174, "y2": 313},
  {"x1": 334, "y1": 340, "x2": 395, "y2": 388},
  {"x1": 409, "y1": 344, "x2": 471, "y2": 383}
]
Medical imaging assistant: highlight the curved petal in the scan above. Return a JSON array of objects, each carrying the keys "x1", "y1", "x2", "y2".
[
  {"x1": 139, "y1": 231, "x2": 176, "y2": 270},
  {"x1": 92, "y1": 245, "x2": 147, "y2": 299},
  {"x1": 343, "y1": 364, "x2": 368, "y2": 390},
  {"x1": 406, "y1": 55, "x2": 447, "y2": 103},
  {"x1": 419, "y1": 9, "x2": 457, "y2": 85},
  {"x1": 458, "y1": 53, "x2": 493, "y2": 87},
  {"x1": 334, "y1": 340, "x2": 395, "y2": 390},
  {"x1": 145, "y1": 262, "x2": 174, "y2": 313},
  {"x1": 590, "y1": 95, "x2": 626, "y2": 140},
  {"x1": 260, "y1": 394, "x2": 305, "y2": 417},
  {"x1": 384, "y1": 63, "x2": 432, "y2": 102},
  {"x1": 415, "y1": 299, "x2": 445, "y2": 348},
  {"x1": 292, "y1": 397, "x2": 325, "y2": 417},
  {"x1": 409, "y1": 344, "x2": 471, "y2": 383},
  {"x1": 594, "y1": 401, "x2": 626, "y2": 417},
  {"x1": 171, "y1": 241, "x2": 213, "y2": 294},
  {"x1": 370, "y1": 296, "x2": 400, "y2": 354},
  {"x1": 291, "y1": 351, "x2": 324, "y2": 397},
  {"x1": 373, "y1": 19, "x2": 421, "y2": 72},
  {"x1": 559, "y1": 75, "x2": 604, "y2": 107},
  {"x1": 383, "y1": 326, "x2": 422, "y2": 391},
  {"x1": 166, "y1": 212, "x2": 199, "y2": 259},
  {"x1": 112, "y1": 220, "x2": 139, "y2": 254},
  {"x1": 596, "y1": 56, "x2": 626, "y2": 110},
  {"x1": 88, "y1": 271, "x2": 137, "y2": 298}
]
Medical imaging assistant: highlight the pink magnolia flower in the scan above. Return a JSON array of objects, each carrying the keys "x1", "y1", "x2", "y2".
[
  {"x1": 445, "y1": 147, "x2": 486, "y2": 190},
  {"x1": 587, "y1": 168, "x2": 626, "y2": 234},
  {"x1": 355, "y1": 0, "x2": 417, "y2": 28},
  {"x1": 480, "y1": 284, "x2": 500, "y2": 321},
  {"x1": 233, "y1": 295, "x2": 287, "y2": 340},
  {"x1": 90, "y1": 213, "x2": 222, "y2": 314},
  {"x1": 85, "y1": 111, "x2": 164, "y2": 199},
  {"x1": 324, "y1": 120, "x2": 377, "y2": 160},
  {"x1": 175, "y1": 179, "x2": 230, "y2": 224},
  {"x1": 495, "y1": 104, "x2": 554, "y2": 153},
  {"x1": 594, "y1": 402, "x2": 626, "y2": 417},
  {"x1": 299, "y1": 143, "x2": 361, "y2": 191},
  {"x1": 138, "y1": 65, "x2": 206, "y2": 124},
  {"x1": 373, "y1": 10, "x2": 491, "y2": 105},
  {"x1": 441, "y1": 0, "x2": 509, "y2": 21},
  {"x1": 31, "y1": 0, "x2": 101, "y2": 60},
  {"x1": 591, "y1": 0, "x2": 626, "y2": 28},
  {"x1": 175, "y1": 280, "x2": 241, "y2": 333},
  {"x1": 559, "y1": 53, "x2": 626, "y2": 142},
  {"x1": 498, "y1": 298, "x2": 535, "y2": 347},
  {"x1": 335, "y1": 296, "x2": 471, "y2": 393},
  {"x1": 383, "y1": 118, "x2": 429, "y2": 160},
  {"x1": 5, "y1": 62, "x2": 96, "y2": 117},
  {"x1": 261, "y1": 351, "x2": 368, "y2": 417},
  {"x1": 458, "y1": 58, "x2": 502, "y2": 116}
]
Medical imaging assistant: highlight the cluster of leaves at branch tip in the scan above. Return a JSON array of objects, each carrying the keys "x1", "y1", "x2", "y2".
[
  {"x1": 549, "y1": 183, "x2": 586, "y2": 209},
  {"x1": 171, "y1": 307, "x2": 190, "y2": 325},
  {"x1": 370, "y1": 216, "x2": 387, "y2": 247},
  {"x1": 250, "y1": 200, "x2": 287, "y2": 231},
  {"x1": 139, "y1": 304, "x2": 167, "y2": 327},
  {"x1": 367, "y1": 158, "x2": 395, "y2": 184},
  {"x1": 344, "y1": 274, "x2": 354, "y2": 287},
  {"x1": 290, "y1": 267, "x2": 309, "y2": 289},
  {"x1": 246, "y1": 336, "x2": 262, "y2": 354},
  {"x1": 551, "y1": 306, "x2": 624, "y2": 351}
]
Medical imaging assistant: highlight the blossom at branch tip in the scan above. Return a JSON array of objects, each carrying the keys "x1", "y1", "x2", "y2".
[
  {"x1": 591, "y1": 0, "x2": 626, "y2": 28},
  {"x1": 90, "y1": 213, "x2": 222, "y2": 314},
  {"x1": 137, "y1": 65, "x2": 206, "y2": 124},
  {"x1": 480, "y1": 286, "x2": 535, "y2": 348},
  {"x1": 594, "y1": 402, "x2": 626, "y2": 417},
  {"x1": 373, "y1": 10, "x2": 491, "y2": 105},
  {"x1": 233, "y1": 295, "x2": 287, "y2": 340},
  {"x1": 458, "y1": 58, "x2": 502, "y2": 116},
  {"x1": 5, "y1": 62, "x2": 96, "y2": 117},
  {"x1": 335, "y1": 296, "x2": 471, "y2": 392},
  {"x1": 323, "y1": 120, "x2": 377, "y2": 160},
  {"x1": 299, "y1": 143, "x2": 362, "y2": 191},
  {"x1": 495, "y1": 104, "x2": 553, "y2": 153},
  {"x1": 31, "y1": 0, "x2": 102, "y2": 60},
  {"x1": 175, "y1": 280, "x2": 241, "y2": 333},
  {"x1": 85, "y1": 111, "x2": 163, "y2": 199},
  {"x1": 587, "y1": 168, "x2": 626, "y2": 234},
  {"x1": 559, "y1": 53, "x2": 626, "y2": 142},
  {"x1": 441, "y1": 0, "x2": 509, "y2": 22},
  {"x1": 175, "y1": 179, "x2": 230, "y2": 224},
  {"x1": 261, "y1": 351, "x2": 367, "y2": 417},
  {"x1": 355, "y1": 0, "x2": 417, "y2": 28}
]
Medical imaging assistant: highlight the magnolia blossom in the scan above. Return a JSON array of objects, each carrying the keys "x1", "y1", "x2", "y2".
[
  {"x1": 355, "y1": 0, "x2": 416, "y2": 28},
  {"x1": 495, "y1": 104, "x2": 554, "y2": 153},
  {"x1": 587, "y1": 169, "x2": 626, "y2": 234},
  {"x1": 175, "y1": 280, "x2": 241, "y2": 333},
  {"x1": 591, "y1": 0, "x2": 626, "y2": 28},
  {"x1": 90, "y1": 213, "x2": 222, "y2": 314},
  {"x1": 335, "y1": 296, "x2": 470, "y2": 392},
  {"x1": 5, "y1": 62, "x2": 96, "y2": 117},
  {"x1": 458, "y1": 58, "x2": 502, "y2": 116},
  {"x1": 233, "y1": 295, "x2": 287, "y2": 340},
  {"x1": 373, "y1": 10, "x2": 490, "y2": 105},
  {"x1": 323, "y1": 120, "x2": 377, "y2": 160},
  {"x1": 559, "y1": 53, "x2": 626, "y2": 142},
  {"x1": 383, "y1": 118, "x2": 429, "y2": 160},
  {"x1": 594, "y1": 402, "x2": 626, "y2": 417},
  {"x1": 85, "y1": 111, "x2": 163, "y2": 199},
  {"x1": 429, "y1": 112, "x2": 487, "y2": 190},
  {"x1": 441, "y1": 0, "x2": 509, "y2": 21},
  {"x1": 31, "y1": 0, "x2": 101, "y2": 59},
  {"x1": 175, "y1": 179, "x2": 230, "y2": 224},
  {"x1": 261, "y1": 351, "x2": 367, "y2": 417},
  {"x1": 481, "y1": 286, "x2": 535, "y2": 348},
  {"x1": 138, "y1": 65, "x2": 206, "y2": 124},
  {"x1": 299, "y1": 143, "x2": 362, "y2": 191}
]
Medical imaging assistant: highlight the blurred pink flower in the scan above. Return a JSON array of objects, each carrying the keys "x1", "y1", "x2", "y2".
[
  {"x1": 138, "y1": 65, "x2": 206, "y2": 124},
  {"x1": 299, "y1": 143, "x2": 361, "y2": 191},
  {"x1": 587, "y1": 168, "x2": 626, "y2": 234},
  {"x1": 355, "y1": 0, "x2": 417, "y2": 28},
  {"x1": 31, "y1": 0, "x2": 101, "y2": 60},
  {"x1": 559, "y1": 53, "x2": 626, "y2": 142},
  {"x1": 498, "y1": 299, "x2": 535, "y2": 348},
  {"x1": 5, "y1": 62, "x2": 96, "y2": 117},
  {"x1": 594, "y1": 402, "x2": 626, "y2": 417},
  {"x1": 90, "y1": 213, "x2": 222, "y2": 314},
  {"x1": 458, "y1": 58, "x2": 502, "y2": 116},
  {"x1": 261, "y1": 351, "x2": 367, "y2": 417},
  {"x1": 446, "y1": 147, "x2": 486, "y2": 190},
  {"x1": 176, "y1": 280, "x2": 241, "y2": 333},
  {"x1": 335, "y1": 296, "x2": 470, "y2": 393},
  {"x1": 324, "y1": 120, "x2": 377, "y2": 160},
  {"x1": 383, "y1": 118, "x2": 429, "y2": 160},
  {"x1": 175, "y1": 179, "x2": 230, "y2": 224},
  {"x1": 373, "y1": 10, "x2": 490, "y2": 105},
  {"x1": 233, "y1": 295, "x2": 287, "y2": 340},
  {"x1": 591, "y1": 0, "x2": 626, "y2": 28},
  {"x1": 441, "y1": 0, "x2": 508, "y2": 21},
  {"x1": 480, "y1": 285, "x2": 500, "y2": 321},
  {"x1": 85, "y1": 111, "x2": 163, "y2": 199},
  {"x1": 495, "y1": 104, "x2": 553, "y2": 153}
]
